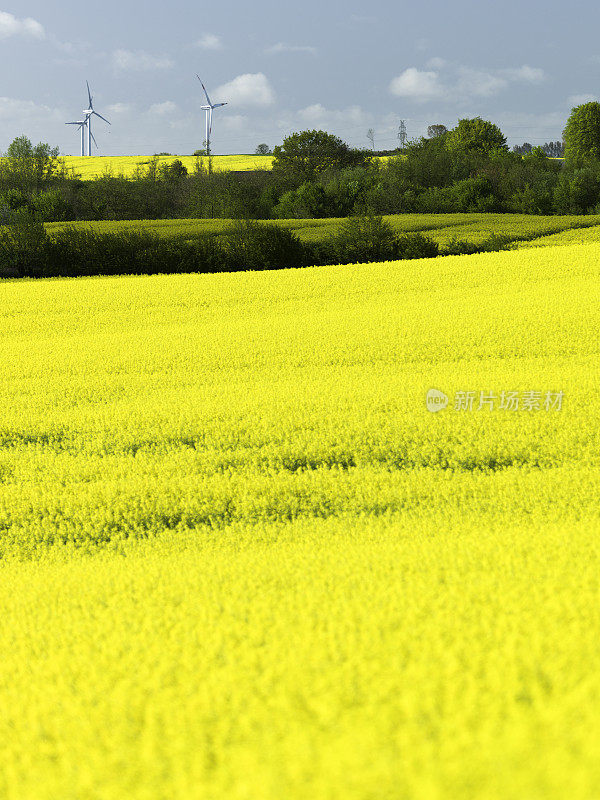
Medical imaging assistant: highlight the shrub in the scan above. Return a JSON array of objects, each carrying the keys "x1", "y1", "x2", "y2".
[
  {"x1": 0, "y1": 207, "x2": 48, "y2": 277},
  {"x1": 0, "y1": 189, "x2": 31, "y2": 212},
  {"x1": 273, "y1": 184, "x2": 331, "y2": 218},
  {"x1": 554, "y1": 166, "x2": 600, "y2": 214},
  {"x1": 158, "y1": 160, "x2": 188, "y2": 182},
  {"x1": 442, "y1": 235, "x2": 511, "y2": 256},
  {"x1": 138, "y1": 237, "x2": 223, "y2": 275},
  {"x1": 223, "y1": 220, "x2": 307, "y2": 270},
  {"x1": 326, "y1": 215, "x2": 401, "y2": 264},
  {"x1": 44, "y1": 227, "x2": 158, "y2": 277},
  {"x1": 396, "y1": 232, "x2": 439, "y2": 259},
  {"x1": 31, "y1": 189, "x2": 71, "y2": 221}
]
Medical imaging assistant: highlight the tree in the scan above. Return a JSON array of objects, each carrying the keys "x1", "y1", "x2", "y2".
[
  {"x1": 513, "y1": 142, "x2": 533, "y2": 155},
  {"x1": 158, "y1": 159, "x2": 188, "y2": 181},
  {"x1": 255, "y1": 143, "x2": 272, "y2": 155},
  {"x1": 542, "y1": 141, "x2": 564, "y2": 158},
  {"x1": 0, "y1": 136, "x2": 61, "y2": 191},
  {"x1": 272, "y1": 130, "x2": 369, "y2": 183},
  {"x1": 523, "y1": 146, "x2": 547, "y2": 161},
  {"x1": 367, "y1": 129, "x2": 375, "y2": 150},
  {"x1": 446, "y1": 117, "x2": 507, "y2": 156},
  {"x1": 427, "y1": 124, "x2": 448, "y2": 139},
  {"x1": 0, "y1": 206, "x2": 48, "y2": 276},
  {"x1": 563, "y1": 102, "x2": 600, "y2": 165}
]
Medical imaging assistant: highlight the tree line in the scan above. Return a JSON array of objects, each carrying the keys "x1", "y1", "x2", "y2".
[{"x1": 3, "y1": 102, "x2": 600, "y2": 221}]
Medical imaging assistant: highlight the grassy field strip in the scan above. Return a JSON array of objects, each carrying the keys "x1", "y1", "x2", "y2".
[
  {"x1": 45, "y1": 212, "x2": 600, "y2": 249},
  {"x1": 517, "y1": 224, "x2": 600, "y2": 248}
]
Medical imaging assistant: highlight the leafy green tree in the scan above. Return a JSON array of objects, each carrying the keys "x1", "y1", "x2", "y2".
[
  {"x1": 427, "y1": 124, "x2": 448, "y2": 139},
  {"x1": 554, "y1": 163, "x2": 600, "y2": 213},
  {"x1": 0, "y1": 206, "x2": 48, "y2": 276},
  {"x1": 223, "y1": 219, "x2": 306, "y2": 269},
  {"x1": 446, "y1": 117, "x2": 507, "y2": 156},
  {"x1": 0, "y1": 136, "x2": 61, "y2": 191},
  {"x1": 255, "y1": 143, "x2": 272, "y2": 155},
  {"x1": 158, "y1": 159, "x2": 188, "y2": 182},
  {"x1": 274, "y1": 184, "x2": 330, "y2": 218},
  {"x1": 523, "y1": 146, "x2": 547, "y2": 161},
  {"x1": 386, "y1": 134, "x2": 462, "y2": 189},
  {"x1": 563, "y1": 102, "x2": 600, "y2": 166},
  {"x1": 513, "y1": 142, "x2": 533, "y2": 155},
  {"x1": 272, "y1": 130, "x2": 369, "y2": 183},
  {"x1": 329, "y1": 214, "x2": 400, "y2": 263}
]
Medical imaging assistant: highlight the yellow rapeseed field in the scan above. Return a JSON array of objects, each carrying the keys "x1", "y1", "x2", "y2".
[
  {"x1": 62, "y1": 153, "x2": 275, "y2": 178},
  {"x1": 60, "y1": 153, "x2": 397, "y2": 179},
  {"x1": 0, "y1": 243, "x2": 599, "y2": 798},
  {"x1": 45, "y1": 212, "x2": 600, "y2": 250}
]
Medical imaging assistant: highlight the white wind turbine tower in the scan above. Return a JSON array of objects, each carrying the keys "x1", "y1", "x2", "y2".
[
  {"x1": 65, "y1": 119, "x2": 87, "y2": 156},
  {"x1": 82, "y1": 81, "x2": 111, "y2": 156},
  {"x1": 196, "y1": 76, "x2": 227, "y2": 157}
]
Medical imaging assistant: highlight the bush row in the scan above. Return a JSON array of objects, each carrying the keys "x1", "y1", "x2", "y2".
[{"x1": 0, "y1": 213, "x2": 492, "y2": 279}]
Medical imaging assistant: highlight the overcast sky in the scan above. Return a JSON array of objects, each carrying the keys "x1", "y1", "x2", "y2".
[{"x1": 1, "y1": 0, "x2": 599, "y2": 156}]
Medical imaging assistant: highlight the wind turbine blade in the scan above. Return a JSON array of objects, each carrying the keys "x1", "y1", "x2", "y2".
[
  {"x1": 213, "y1": 103, "x2": 227, "y2": 108},
  {"x1": 93, "y1": 111, "x2": 111, "y2": 125},
  {"x1": 86, "y1": 81, "x2": 93, "y2": 107},
  {"x1": 91, "y1": 131, "x2": 99, "y2": 149},
  {"x1": 66, "y1": 122, "x2": 81, "y2": 125},
  {"x1": 196, "y1": 75, "x2": 212, "y2": 106}
]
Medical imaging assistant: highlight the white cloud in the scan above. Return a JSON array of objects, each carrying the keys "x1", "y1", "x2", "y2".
[
  {"x1": 390, "y1": 63, "x2": 546, "y2": 103},
  {"x1": 195, "y1": 34, "x2": 222, "y2": 50},
  {"x1": 148, "y1": 101, "x2": 178, "y2": 116},
  {"x1": 107, "y1": 102, "x2": 131, "y2": 115},
  {"x1": 266, "y1": 42, "x2": 317, "y2": 55},
  {"x1": 112, "y1": 49, "x2": 174, "y2": 71},
  {"x1": 426, "y1": 57, "x2": 446, "y2": 69},
  {"x1": 389, "y1": 68, "x2": 443, "y2": 101},
  {"x1": 297, "y1": 103, "x2": 368, "y2": 127},
  {"x1": 298, "y1": 103, "x2": 327, "y2": 120},
  {"x1": 0, "y1": 11, "x2": 45, "y2": 40},
  {"x1": 216, "y1": 73, "x2": 275, "y2": 106},
  {"x1": 221, "y1": 114, "x2": 248, "y2": 131},
  {"x1": 456, "y1": 67, "x2": 507, "y2": 98},
  {"x1": 502, "y1": 65, "x2": 545, "y2": 83},
  {"x1": 0, "y1": 96, "x2": 60, "y2": 123},
  {"x1": 568, "y1": 94, "x2": 598, "y2": 106}
]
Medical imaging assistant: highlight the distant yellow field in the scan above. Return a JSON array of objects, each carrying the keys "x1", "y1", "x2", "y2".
[
  {"x1": 60, "y1": 153, "x2": 399, "y2": 179},
  {"x1": 62, "y1": 154, "x2": 274, "y2": 179}
]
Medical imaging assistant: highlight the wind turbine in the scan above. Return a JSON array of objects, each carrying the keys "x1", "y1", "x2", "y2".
[
  {"x1": 66, "y1": 120, "x2": 87, "y2": 156},
  {"x1": 196, "y1": 76, "x2": 227, "y2": 157},
  {"x1": 82, "y1": 81, "x2": 111, "y2": 156}
]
